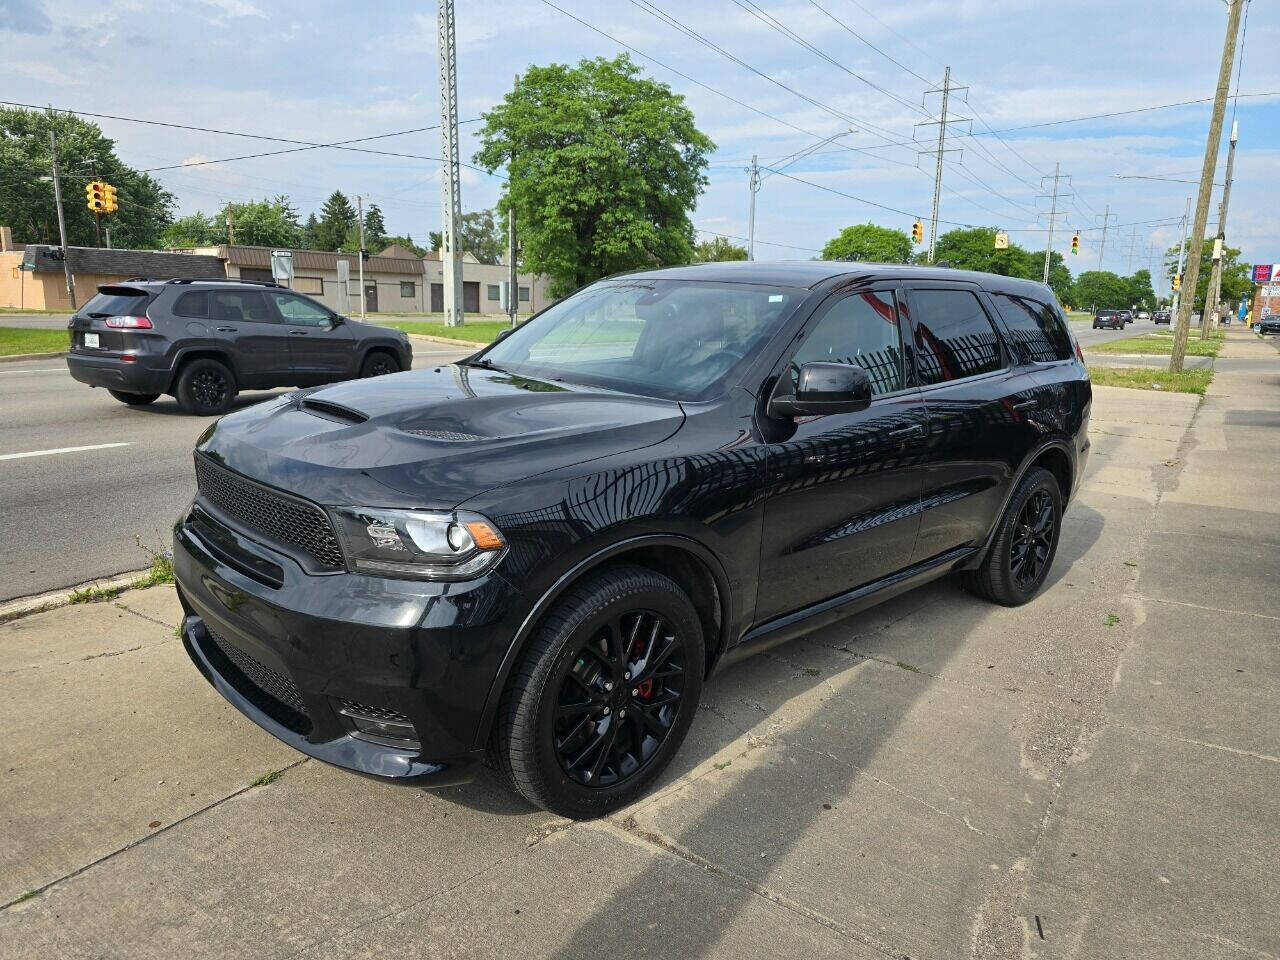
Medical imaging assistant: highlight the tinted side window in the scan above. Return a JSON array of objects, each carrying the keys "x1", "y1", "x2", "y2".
[
  {"x1": 790, "y1": 291, "x2": 904, "y2": 396},
  {"x1": 210, "y1": 290, "x2": 273, "y2": 322},
  {"x1": 269, "y1": 292, "x2": 332, "y2": 326},
  {"x1": 991, "y1": 293, "x2": 1072, "y2": 362},
  {"x1": 173, "y1": 291, "x2": 208, "y2": 318},
  {"x1": 911, "y1": 289, "x2": 1004, "y2": 385}
]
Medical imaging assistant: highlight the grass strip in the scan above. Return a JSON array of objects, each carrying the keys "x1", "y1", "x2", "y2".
[{"x1": 1088, "y1": 365, "x2": 1213, "y2": 394}]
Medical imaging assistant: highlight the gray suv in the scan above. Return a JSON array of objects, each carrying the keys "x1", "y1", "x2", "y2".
[{"x1": 66, "y1": 279, "x2": 412, "y2": 414}]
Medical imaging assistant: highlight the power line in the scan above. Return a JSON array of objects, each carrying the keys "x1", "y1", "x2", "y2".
[
  {"x1": 970, "y1": 90, "x2": 1280, "y2": 135},
  {"x1": 804, "y1": 0, "x2": 931, "y2": 85},
  {"x1": 695, "y1": 227, "x2": 822, "y2": 254}
]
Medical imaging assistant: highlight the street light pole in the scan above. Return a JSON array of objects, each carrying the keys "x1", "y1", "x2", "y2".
[
  {"x1": 746, "y1": 154, "x2": 759, "y2": 261},
  {"x1": 48, "y1": 129, "x2": 76, "y2": 310}
]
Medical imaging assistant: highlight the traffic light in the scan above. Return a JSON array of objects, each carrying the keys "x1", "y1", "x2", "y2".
[
  {"x1": 85, "y1": 180, "x2": 105, "y2": 213},
  {"x1": 360, "y1": 248, "x2": 370, "y2": 262},
  {"x1": 1070, "y1": 233, "x2": 1080, "y2": 255},
  {"x1": 911, "y1": 219, "x2": 923, "y2": 244},
  {"x1": 101, "y1": 183, "x2": 118, "y2": 213},
  {"x1": 1172, "y1": 274, "x2": 1181, "y2": 291}
]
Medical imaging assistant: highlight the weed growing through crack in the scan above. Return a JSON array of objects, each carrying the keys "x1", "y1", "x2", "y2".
[
  {"x1": 250, "y1": 770, "x2": 284, "y2": 788},
  {"x1": 1104, "y1": 614, "x2": 1121, "y2": 627}
]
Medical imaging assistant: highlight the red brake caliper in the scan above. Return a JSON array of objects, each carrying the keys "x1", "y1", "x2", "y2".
[{"x1": 631, "y1": 630, "x2": 654, "y2": 700}]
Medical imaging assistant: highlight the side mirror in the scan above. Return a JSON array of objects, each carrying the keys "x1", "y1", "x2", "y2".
[
  {"x1": 329, "y1": 315, "x2": 345, "y2": 326},
  {"x1": 769, "y1": 361, "x2": 873, "y2": 418},
  {"x1": 493, "y1": 328, "x2": 514, "y2": 343}
]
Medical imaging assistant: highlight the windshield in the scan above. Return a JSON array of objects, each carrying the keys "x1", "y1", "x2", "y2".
[{"x1": 475, "y1": 278, "x2": 804, "y2": 401}]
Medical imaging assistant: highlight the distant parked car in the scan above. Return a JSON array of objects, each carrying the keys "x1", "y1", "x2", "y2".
[
  {"x1": 1153, "y1": 310, "x2": 1171, "y2": 325},
  {"x1": 1118, "y1": 310, "x2": 1134, "y2": 325},
  {"x1": 1259, "y1": 316, "x2": 1280, "y2": 336},
  {"x1": 1136, "y1": 311, "x2": 1150, "y2": 321},
  {"x1": 66, "y1": 279, "x2": 412, "y2": 414},
  {"x1": 1093, "y1": 309, "x2": 1125, "y2": 330}
]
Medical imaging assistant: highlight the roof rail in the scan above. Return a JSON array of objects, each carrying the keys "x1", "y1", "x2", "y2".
[{"x1": 163, "y1": 277, "x2": 279, "y2": 288}]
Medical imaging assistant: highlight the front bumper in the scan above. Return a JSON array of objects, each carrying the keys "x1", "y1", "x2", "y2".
[
  {"x1": 66, "y1": 352, "x2": 170, "y2": 393},
  {"x1": 173, "y1": 505, "x2": 526, "y2": 786}
]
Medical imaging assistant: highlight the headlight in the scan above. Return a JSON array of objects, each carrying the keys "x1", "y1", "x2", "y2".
[{"x1": 332, "y1": 507, "x2": 505, "y2": 580}]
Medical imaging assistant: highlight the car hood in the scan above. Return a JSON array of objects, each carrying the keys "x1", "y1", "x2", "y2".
[{"x1": 197, "y1": 365, "x2": 685, "y2": 508}]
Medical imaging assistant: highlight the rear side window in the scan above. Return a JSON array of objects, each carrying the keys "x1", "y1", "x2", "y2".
[
  {"x1": 210, "y1": 290, "x2": 273, "y2": 322},
  {"x1": 81, "y1": 288, "x2": 150, "y2": 317},
  {"x1": 173, "y1": 291, "x2": 208, "y2": 318},
  {"x1": 910, "y1": 289, "x2": 1004, "y2": 385},
  {"x1": 990, "y1": 293, "x2": 1073, "y2": 363}
]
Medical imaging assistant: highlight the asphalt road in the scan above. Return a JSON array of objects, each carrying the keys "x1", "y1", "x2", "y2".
[
  {"x1": 0, "y1": 343, "x2": 471, "y2": 602},
  {"x1": 0, "y1": 320, "x2": 1147, "y2": 603}
]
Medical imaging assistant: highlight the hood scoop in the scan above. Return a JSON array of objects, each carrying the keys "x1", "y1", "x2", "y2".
[
  {"x1": 401, "y1": 427, "x2": 489, "y2": 442},
  {"x1": 300, "y1": 398, "x2": 369, "y2": 424}
]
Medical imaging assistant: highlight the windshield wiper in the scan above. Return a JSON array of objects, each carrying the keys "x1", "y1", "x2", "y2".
[{"x1": 463, "y1": 356, "x2": 507, "y2": 372}]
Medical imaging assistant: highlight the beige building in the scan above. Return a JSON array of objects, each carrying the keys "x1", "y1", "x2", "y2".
[{"x1": 423, "y1": 250, "x2": 553, "y2": 315}]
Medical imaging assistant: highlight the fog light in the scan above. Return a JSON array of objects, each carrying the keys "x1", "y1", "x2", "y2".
[{"x1": 335, "y1": 699, "x2": 420, "y2": 749}]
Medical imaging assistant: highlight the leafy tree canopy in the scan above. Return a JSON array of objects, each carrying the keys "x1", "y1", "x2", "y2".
[
  {"x1": 0, "y1": 106, "x2": 174, "y2": 249},
  {"x1": 1072, "y1": 270, "x2": 1132, "y2": 310},
  {"x1": 222, "y1": 198, "x2": 302, "y2": 248},
  {"x1": 475, "y1": 54, "x2": 714, "y2": 297},
  {"x1": 929, "y1": 227, "x2": 1072, "y2": 301},
  {"x1": 363, "y1": 202, "x2": 387, "y2": 251},
  {"x1": 160, "y1": 213, "x2": 222, "y2": 248},
  {"x1": 1164, "y1": 239, "x2": 1251, "y2": 310},
  {"x1": 312, "y1": 190, "x2": 356, "y2": 252},
  {"x1": 692, "y1": 235, "x2": 747, "y2": 262},
  {"x1": 821, "y1": 223, "x2": 911, "y2": 263},
  {"x1": 429, "y1": 209, "x2": 505, "y2": 264}
]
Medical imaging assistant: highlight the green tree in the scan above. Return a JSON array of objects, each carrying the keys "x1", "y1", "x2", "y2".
[
  {"x1": 692, "y1": 235, "x2": 747, "y2": 262},
  {"x1": 380, "y1": 234, "x2": 427, "y2": 257},
  {"x1": 475, "y1": 55, "x2": 714, "y2": 297},
  {"x1": 930, "y1": 227, "x2": 1073, "y2": 301},
  {"x1": 1072, "y1": 270, "x2": 1131, "y2": 310},
  {"x1": 821, "y1": 223, "x2": 911, "y2": 263},
  {"x1": 0, "y1": 106, "x2": 174, "y2": 248},
  {"x1": 427, "y1": 209, "x2": 506, "y2": 264},
  {"x1": 300, "y1": 212, "x2": 320, "y2": 250},
  {"x1": 363, "y1": 202, "x2": 387, "y2": 251},
  {"x1": 160, "y1": 212, "x2": 222, "y2": 248},
  {"x1": 220, "y1": 198, "x2": 302, "y2": 248},
  {"x1": 1164, "y1": 239, "x2": 1251, "y2": 311},
  {"x1": 1126, "y1": 269, "x2": 1156, "y2": 311},
  {"x1": 312, "y1": 190, "x2": 356, "y2": 251}
]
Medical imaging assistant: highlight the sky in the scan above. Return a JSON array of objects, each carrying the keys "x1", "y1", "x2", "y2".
[{"x1": 3, "y1": 0, "x2": 1278, "y2": 293}]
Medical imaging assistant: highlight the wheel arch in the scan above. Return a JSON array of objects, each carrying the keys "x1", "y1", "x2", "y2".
[
  {"x1": 166, "y1": 347, "x2": 239, "y2": 393},
  {"x1": 958, "y1": 438, "x2": 1076, "y2": 571},
  {"x1": 471, "y1": 534, "x2": 733, "y2": 751}
]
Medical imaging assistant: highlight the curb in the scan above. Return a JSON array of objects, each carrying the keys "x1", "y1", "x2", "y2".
[
  {"x1": 0, "y1": 351, "x2": 65, "y2": 364},
  {"x1": 0, "y1": 566, "x2": 157, "y2": 624},
  {"x1": 408, "y1": 334, "x2": 488, "y2": 349}
]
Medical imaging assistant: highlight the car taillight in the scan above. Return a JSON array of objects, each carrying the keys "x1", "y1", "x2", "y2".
[
  {"x1": 1073, "y1": 334, "x2": 1085, "y2": 364},
  {"x1": 105, "y1": 316, "x2": 152, "y2": 329}
]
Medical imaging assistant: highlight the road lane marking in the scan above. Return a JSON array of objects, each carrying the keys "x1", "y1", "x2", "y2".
[
  {"x1": 0, "y1": 368, "x2": 66, "y2": 374},
  {"x1": 0, "y1": 442, "x2": 132, "y2": 461}
]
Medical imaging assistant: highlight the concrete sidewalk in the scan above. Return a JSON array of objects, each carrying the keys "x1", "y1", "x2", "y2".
[{"x1": 2, "y1": 346, "x2": 1276, "y2": 958}]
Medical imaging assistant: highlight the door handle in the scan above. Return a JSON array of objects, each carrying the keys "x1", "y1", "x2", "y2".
[
  {"x1": 215, "y1": 326, "x2": 237, "y2": 332},
  {"x1": 1012, "y1": 399, "x2": 1039, "y2": 411},
  {"x1": 290, "y1": 331, "x2": 308, "y2": 336},
  {"x1": 887, "y1": 424, "x2": 925, "y2": 440}
]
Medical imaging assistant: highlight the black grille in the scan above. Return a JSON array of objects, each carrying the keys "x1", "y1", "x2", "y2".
[
  {"x1": 337, "y1": 699, "x2": 411, "y2": 725},
  {"x1": 206, "y1": 627, "x2": 311, "y2": 734},
  {"x1": 194, "y1": 455, "x2": 343, "y2": 569}
]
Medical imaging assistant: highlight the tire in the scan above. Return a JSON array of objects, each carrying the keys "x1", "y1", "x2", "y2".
[
  {"x1": 360, "y1": 351, "x2": 399, "y2": 378},
  {"x1": 961, "y1": 467, "x2": 1062, "y2": 607},
  {"x1": 175, "y1": 358, "x2": 237, "y2": 415},
  {"x1": 494, "y1": 565, "x2": 704, "y2": 819},
  {"x1": 107, "y1": 389, "x2": 160, "y2": 406}
]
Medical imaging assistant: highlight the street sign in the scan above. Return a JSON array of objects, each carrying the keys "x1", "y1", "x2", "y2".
[
  {"x1": 994, "y1": 232, "x2": 1009, "y2": 250},
  {"x1": 1252, "y1": 264, "x2": 1274, "y2": 283},
  {"x1": 270, "y1": 250, "x2": 294, "y2": 286}
]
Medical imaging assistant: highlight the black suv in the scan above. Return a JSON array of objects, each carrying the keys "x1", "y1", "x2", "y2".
[
  {"x1": 66, "y1": 279, "x2": 412, "y2": 414},
  {"x1": 173, "y1": 262, "x2": 1091, "y2": 818},
  {"x1": 1092, "y1": 309, "x2": 1125, "y2": 330}
]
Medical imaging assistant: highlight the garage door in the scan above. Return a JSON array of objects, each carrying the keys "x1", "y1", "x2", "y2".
[{"x1": 464, "y1": 282, "x2": 480, "y2": 313}]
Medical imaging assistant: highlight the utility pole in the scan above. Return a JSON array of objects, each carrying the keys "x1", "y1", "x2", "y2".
[
  {"x1": 1202, "y1": 118, "x2": 1239, "y2": 336},
  {"x1": 105, "y1": 227, "x2": 111, "y2": 250},
  {"x1": 1040, "y1": 162, "x2": 1068, "y2": 284},
  {"x1": 507, "y1": 210, "x2": 518, "y2": 327},
  {"x1": 1095, "y1": 204, "x2": 1117, "y2": 271},
  {"x1": 356, "y1": 194, "x2": 367, "y2": 320},
  {"x1": 437, "y1": 0, "x2": 464, "y2": 327},
  {"x1": 917, "y1": 67, "x2": 968, "y2": 264},
  {"x1": 1125, "y1": 227, "x2": 1138, "y2": 274},
  {"x1": 1171, "y1": 196, "x2": 1192, "y2": 314},
  {"x1": 225, "y1": 209, "x2": 235, "y2": 246},
  {"x1": 48, "y1": 129, "x2": 76, "y2": 309},
  {"x1": 1171, "y1": 0, "x2": 1244, "y2": 372},
  {"x1": 746, "y1": 154, "x2": 760, "y2": 261}
]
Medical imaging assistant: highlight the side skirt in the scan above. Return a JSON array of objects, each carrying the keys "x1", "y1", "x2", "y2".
[{"x1": 715, "y1": 545, "x2": 976, "y2": 672}]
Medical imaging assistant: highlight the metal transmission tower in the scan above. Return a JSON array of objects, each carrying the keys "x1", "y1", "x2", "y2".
[
  {"x1": 1095, "y1": 205, "x2": 1118, "y2": 271},
  {"x1": 437, "y1": 0, "x2": 464, "y2": 327},
  {"x1": 1171, "y1": 196, "x2": 1192, "y2": 315},
  {"x1": 1125, "y1": 227, "x2": 1139, "y2": 274},
  {"x1": 1037, "y1": 162, "x2": 1071, "y2": 284},
  {"x1": 916, "y1": 67, "x2": 969, "y2": 263}
]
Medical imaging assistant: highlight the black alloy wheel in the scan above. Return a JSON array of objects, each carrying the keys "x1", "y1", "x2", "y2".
[
  {"x1": 1009, "y1": 490, "x2": 1055, "y2": 588},
  {"x1": 961, "y1": 466, "x2": 1062, "y2": 607},
  {"x1": 360, "y1": 352, "x2": 399, "y2": 378},
  {"x1": 553, "y1": 608, "x2": 684, "y2": 788},
  {"x1": 176, "y1": 358, "x2": 237, "y2": 415},
  {"x1": 494, "y1": 565, "x2": 704, "y2": 818}
]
